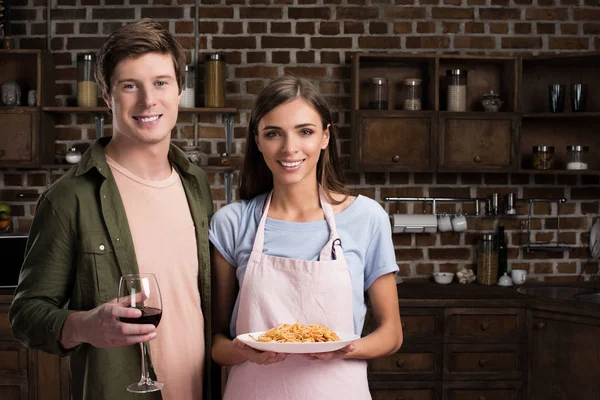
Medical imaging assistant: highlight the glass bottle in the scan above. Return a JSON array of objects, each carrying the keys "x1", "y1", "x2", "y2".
[
  {"x1": 77, "y1": 54, "x2": 98, "y2": 107},
  {"x1": 446, "y1": 69, "x2": 468, "y2": 112},
  {"x1": 403, "y1": 78, "x2": 422, "y2": 111},
  {"x1": 368, "y1": 77, "x2": 388, "y2": 110},
  {"x1": 179, "y1": 65, "x2": 196, "y2": 108},
  {"x1": 566, "y1": 145, "x2": 589, "y2": 170},
  {"x1": 477, "y1": 233, "x2": 498, "y2": 286},
  {"x1": 204, "y1": 54, "x2": 226, "y2": 108},
  {"x1": 497, "y1": 225, "x2": 509, "y2": 279},
  {"x1": 532, "y1": 146, "x2": 555, "y2": 170}
]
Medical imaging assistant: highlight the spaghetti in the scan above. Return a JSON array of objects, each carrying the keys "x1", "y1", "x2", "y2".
[{"x1": 251, "y1": 322, "x2": 340, "y2": 343}]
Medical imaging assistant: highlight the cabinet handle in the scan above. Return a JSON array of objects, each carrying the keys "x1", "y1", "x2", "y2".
[
  {"x1": 0, "y1": 149, "x2": 5, "y2": 157},
  {"x1": 396, "y1": 359, "x2": 405, "y2": 368},
  {"x1": 392, "y1": 155, "x2": 401, "y2": 163},
  {"x1": 479, "y1": 359, "x2": 488, "y2": 367},
  {"x1": 480, "y1": 322, "x2": 489, "y2": 331},
  {"x1": 536, "y1": 321, "x2": 546, "y2": 330},
  {"x1": 474, "y1": 155, "x2": 482, "y2": 163}
]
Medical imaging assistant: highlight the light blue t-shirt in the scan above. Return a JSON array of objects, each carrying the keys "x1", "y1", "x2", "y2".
[{"x1": 209, "y1": 193, "x2": 399, "y2": 337}]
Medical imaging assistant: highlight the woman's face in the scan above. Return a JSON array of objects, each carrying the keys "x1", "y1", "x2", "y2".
[{"x1": 255, "y1": 98, "x2": 330, "y2": 189}]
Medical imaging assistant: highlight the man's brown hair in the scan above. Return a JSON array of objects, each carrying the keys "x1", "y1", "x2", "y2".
[{"x1": 95, "y1": 19, "x2": 186, "y2": 96}]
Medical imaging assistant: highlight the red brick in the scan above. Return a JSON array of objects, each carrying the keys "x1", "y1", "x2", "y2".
[
  {"x1": 248, "y1": 22, "x2": 267, "y2": 34},
  {"x1": 432, "y1": 7, "x2": 474, "y2": 19},
  {"x1": 271, "y1": 22, "x2": 291, "y2": 34},
  {"x1": 199, "y1": 22, "x2": 218, "y2": 34},
  {"x1": 491, "y1": 0, "x2": 510, "y2": 4},
  {"x1": 573, "y1": 8, "x2": 600, "y2": 20},
  {"x1": 370, "y1": 22, "x2": 389, "y2": 34},
  {"x1": 311, "y1": 37, "x2": 353, "y2": 48},
  {"x1": 549, "y1": 37, "x2": 590, "y2": 50},
  {"x1": 526, "y1": 8, "x2": 568, "y2": 20},
  {"x1": 288, "y1": 7, "x2": 331, "y2": 19},
  {"x1": 429, "y1": 248, "x2": 471, "y2": 260},
  {"x1": 394, "y1": 22, "x2": 413, "y2": 34},
  {"x1": 3, "y1": 174, "x2": 24, "y2": 186},
  {"x1": 55, "y1": 23, "x2": 74, "y2": 35},
  {"x1": 296, "y1": 22, "x2": 315, "y2": 35},
  {"x1": 415, "y1": 263, "x2": 434, "y2": 275},
  {"x1": 406, "y1": 36, "x2": 450, "y2": 49},
  {"x1": 213, "y1": 36, "x2": 256, "y2": 49},
  {"x1": 465, "y1": 22, "x2": 485, "y2": 33},
  {"x1": 240, "y1": 7, "x2": 283, "y2": 19},
  {"x1": 467, "y1": 0, "x2": 486, "y2": 4},
  {"x1": 396, "y1": 249, "x2": 425, "y2": 262},
  {"x1": 262, "y1": 36, "x2": 305, "y2": 48},
  {"x1": 246, "y1": 52, "x2": 266, "y2": 64},
  {"x1": 514, "y1": 23, "x2": 532, "y2": 34},
  {"x1": 222, "y1": 22, "x2": 242, "y2": 35},
  {"x1": 283, "y1": 66, "x2": 328, "y2": 79},
  {"x1": 141, "y1": 7, "x2": 183, "y2": 19},
  {"x1": 444, "y1": 0, "x2": 462, "y2": 4},
  {"x1": 537, "y1": 23, "x2": 556, "y2": 34},
  {"x1": 199, "y1": 7, "x2": 234, "y2": 18},
  {"x1": 234, "y1": 66, "x2": 278, "y2": 79},
  {"x1": 502, "y1": 37, "x2": 543, "y2": 49},
  {"x1": 455, "y1": 35, "x2": 496, "y2": 49},
  {"x1": 66, "y1": 37, "x2": 107, "y2": 50},
  {"x1": 337, "y1": 6, "x2": 379, "y2": 19},
  {"x1": 321, "y1": 52, "x2": 340, "y2": 64},
  {"x1": 583, "y1": 23, "x2": 600, "y2": 35},
  {"x1": 320, "y1": 22, "x2": 340, "y2": 35},
  {"x1": 272, "y1": 51, "x2": 291, "y2": 64},
  {"x1": 479, "y1": 8, "x2": 521, "y2": 20},
  {"x1": 384, "y1": 7, "x2": 426, "y2": 19},
  {"x1": 296, "y1": 51, "x2": 315, "y2": 63},
  {"x1": 50, "y1": 8, "x2": 86, "y2": 19},
  {"x1": 345, "y1": 21, "x2": 364, "y2": 34}
]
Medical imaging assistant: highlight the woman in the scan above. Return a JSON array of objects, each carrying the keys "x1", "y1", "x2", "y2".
[{"x1": 209, "y1": 76, "x2": 402, "y2": 399}]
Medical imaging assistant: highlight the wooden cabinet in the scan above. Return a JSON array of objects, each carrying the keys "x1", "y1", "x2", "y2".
[
  {"x1": 438, "y1": 113, "x2": 518, "y2": 172},
  {"x1": 527, "y1": 310, "x2": 600, "y2": 400},
  {"x1": 0, "y1": 294, "x2": 69, "y2": 400},
  {"x1": 351, "y1": 52, "x2": 600, "y2": 174},
  {"x1": 0, "y1": 50, "x2": 55, "y2": 167}
]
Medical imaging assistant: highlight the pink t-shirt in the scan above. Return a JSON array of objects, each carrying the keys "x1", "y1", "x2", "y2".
[{"x1": 108, "y1": 156, "x2": 205, "y2": 400}]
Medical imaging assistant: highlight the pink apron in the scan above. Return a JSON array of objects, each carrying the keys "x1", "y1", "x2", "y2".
[{"x1": 223, "y1": 190, "x2": 371, "y2": 400}]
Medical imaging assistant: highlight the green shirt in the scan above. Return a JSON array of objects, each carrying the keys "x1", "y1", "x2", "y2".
[{"x1": 9, "y1": 137, "x2": 216, "y2": 400}]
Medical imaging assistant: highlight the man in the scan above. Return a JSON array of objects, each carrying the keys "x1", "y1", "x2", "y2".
[{"x1": 9, "y1": 19, "x2": 214, "y2": 400}]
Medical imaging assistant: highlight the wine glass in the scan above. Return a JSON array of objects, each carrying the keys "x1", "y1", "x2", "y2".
[{"x1": 118, "y1": 273, "x2": 164, "y2": 393}]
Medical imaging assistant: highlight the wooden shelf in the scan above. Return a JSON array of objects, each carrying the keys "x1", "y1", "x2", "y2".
[
  {"x1": 42, "y1": 106, "x2": 238, "y2": 114},
  {"x1": 517, "y1": 168, "x2": 600, "y2": 175},
  {"x1": 522, "y1": 112, "x2": 600, "y2": 119}
]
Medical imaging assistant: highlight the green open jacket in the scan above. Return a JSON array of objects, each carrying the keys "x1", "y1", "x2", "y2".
[{"x1": 9, "y1": 137, "x2": 217, "y2": 400}]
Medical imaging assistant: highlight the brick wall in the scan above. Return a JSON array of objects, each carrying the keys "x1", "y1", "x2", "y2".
[{"x1": 1, "y1": 0, "x2": 600, "y2": 281}]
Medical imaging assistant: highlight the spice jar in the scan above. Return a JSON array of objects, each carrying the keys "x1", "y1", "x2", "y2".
[
  {"x1": 566, "y1": 145, "x2": 589, "y2": 170},
  {"x1": 204, "y1": 54, "x2": 226, "y2": 108},
  {"x1": 477, "y1": 233, "x2": 498, "y2": 286},
  {"x1": 368, "y1": 77, "x2": 388, "y2": 110},
  {"x1": 77, "y1": 54, "x2": 98, "y2": 107},
  {"x1": 403, "y1": 78, "x2": 422, "y2": 111},
  {"x1": 446, "y1": 69, "x2": 468, "y2": 112},
  {"x1": 179, "y1": 65, "x2": 196, "y2": 108},
  {"x1": 532, "y1": 146, "x2": 555, "y2": 170}
]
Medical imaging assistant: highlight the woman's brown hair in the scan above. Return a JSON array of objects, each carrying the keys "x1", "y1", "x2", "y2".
[
  {"x1": 239, "y1": 76, "x2": 349, "y2": 204},
  {"x1": 94, "y1": 18, "x2": 186, "y2": 96}
]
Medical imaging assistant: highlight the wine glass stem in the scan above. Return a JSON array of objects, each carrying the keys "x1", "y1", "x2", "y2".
[{"x1": 139, "y1": 342, "x2": 153, "y2": 385}]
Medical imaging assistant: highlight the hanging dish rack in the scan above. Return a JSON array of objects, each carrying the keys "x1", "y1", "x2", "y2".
[{"x1": 522, "y1": 198, "x2": 571, "y2": 252}]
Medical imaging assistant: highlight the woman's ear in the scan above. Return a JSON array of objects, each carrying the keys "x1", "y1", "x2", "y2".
[{"x1": 321, "y1": 124, "x2": 331, "y2": 150}]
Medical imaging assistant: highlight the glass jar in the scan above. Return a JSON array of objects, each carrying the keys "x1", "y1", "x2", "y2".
[
  {"x1": 204, "y1": 54, "x2": 226, "y2": 108},
  {"x1": 532, "y1": 146, "x2": 555, "y2": 170},
  {"x1": 179, "y1": 65, "x2": 196, "y2": 108},
  {"x1": 368, "y1": 77, "x2": 388, "y2": 110},
  {"x1": 403, "y1": 78, "x2": 422, "y2": 111},
  {"x1": 566, "y1": 145, "x2": 589, "y2": 170},
  {"x1": 77, "y1": 54, "x2": 98, "y2": 107},
  {"x1": 446, "y1": 69, "x2": 468, "y2": 112},
  {"x1": 477, "y1": 233, "x2": 498, "y2": 286}
]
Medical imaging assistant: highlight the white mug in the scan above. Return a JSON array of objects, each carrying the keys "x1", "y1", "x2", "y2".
[
  {"x1": 511, "y1": 269, "x2": 527, "y2": 285},
  {"x1": 437, "y1": 213, "x2": 452, "y2": 232},
  {"x1": 451, "y1": 213, "x2": 467, "y2": 232}
]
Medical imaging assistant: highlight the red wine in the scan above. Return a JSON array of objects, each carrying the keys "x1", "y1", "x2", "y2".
[{"x1": 120, "y1": 307, "x2": 162, "y2": 327}]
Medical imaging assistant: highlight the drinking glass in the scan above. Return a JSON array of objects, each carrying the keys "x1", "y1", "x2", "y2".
[{"x1": 118, "y1": 273, "x2": 164, "y2": 393}]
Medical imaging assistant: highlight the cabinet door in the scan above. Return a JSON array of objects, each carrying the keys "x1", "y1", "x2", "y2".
[
  {"x1": 0, "y1": 109, "x2": 40, "y2": 167},
  {"x1": 370, "y1": 381, "x2": 441, "y2": 400},
  {"x1": 444, "y1": 308, "x2": 525, "y2": 344},
  {"x1": 364, "y1": 307, "x2": 442, "y2": 344},
  {"x1": 528, "y1": 310, "x2": 600, "y2": 400},
  {"x1": 438, "y1": 113, "x2": 518, "y2": 172},
  {"x1": 353, "y1": 111, "x2": 436, "y2": 172}
]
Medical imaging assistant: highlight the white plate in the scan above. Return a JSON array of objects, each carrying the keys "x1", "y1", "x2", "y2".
[{"x1": 236, "y1": 331, "x2": 360, "y2": 354}]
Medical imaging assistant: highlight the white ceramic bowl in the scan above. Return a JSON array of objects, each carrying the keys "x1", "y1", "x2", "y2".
[{"x1": 433, "y1": 272, "x2": 455, "y2": 285}]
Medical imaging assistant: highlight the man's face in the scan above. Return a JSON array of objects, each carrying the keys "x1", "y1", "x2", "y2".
[{"x1": 104, "y1": 52, "x2": 181, "y2": 146}]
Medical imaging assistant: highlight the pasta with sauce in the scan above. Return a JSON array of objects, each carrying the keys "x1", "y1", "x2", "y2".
[{"x1": 251, "y1": 322, "x2": 341, "y2": 343}]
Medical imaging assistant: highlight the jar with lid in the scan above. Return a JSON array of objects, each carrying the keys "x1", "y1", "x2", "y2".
[
  {"x1": 477, "y1": 233, "x2": 498, "y2": 286},
  {"x1": 403, "y1": 78, "x2": 422, "y2": 111},
  {"x1": 566, "y1": 145, "x2": 589, "y2": 170},
  {"x1": 77, "y1": 54, "x2": 98, "y2": 107},
  {"x1": 368, "y1": 77, "x2": 388, "y2": 110},
  {"x1": 204, "y1": 54, "x2": 226, "y2": 108},
  {"x1": 532, "y1": 146, "x2": 555, "y2": 170},
  {"x1": 179, "y1": 65, "x2": 196, "y2": 108},
  {"x1": 446, "y1": 69, "x2": 468, "y2": 112}
]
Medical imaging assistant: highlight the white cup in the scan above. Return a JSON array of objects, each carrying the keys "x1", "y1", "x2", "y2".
[
  {"x1": 511, "y1": 269, "x2": 527, "y2": 285},
  {"x1": 451, "y1": 213, "x2": 467, "y2": 232},
  {"x1": 437, "y1": 213, "x2": 452, "y2": 232}
]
